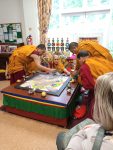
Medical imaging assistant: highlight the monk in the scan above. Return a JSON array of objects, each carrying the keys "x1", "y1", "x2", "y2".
[
  {"x1": 41, "y1": 51, "x2": 53, "y2": 67},
  {"x1": 52, "y1": 54, "x2": 70, "y2": 75},
  {"x1": 69, "y1": 40, "x2": 113, "y2": 61},
  {"x1": 77, "y1": 50, "x2": 113, "y2": 88},
  {"x1": 77, "y1": 50, "x2": 113, "y2": 118},
  {"x1": 8, "y1": 44, "x2": 55, "y2": 84},
  {"x1": 69, "y1": 40, "x2": 113, "y2": 71}
]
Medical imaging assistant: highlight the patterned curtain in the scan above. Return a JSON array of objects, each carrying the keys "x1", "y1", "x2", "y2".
[{"x1": 38, "y1": 0, "x2": 52, "y2": 44}]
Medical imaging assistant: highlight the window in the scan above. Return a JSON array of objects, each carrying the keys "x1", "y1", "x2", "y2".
[{"x1": 48, "y1": 0, "x2": 113, "y2": 53}]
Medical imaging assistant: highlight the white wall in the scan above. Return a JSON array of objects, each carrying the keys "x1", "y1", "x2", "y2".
[
  {"x1": 0, "y1": 0, "x2": 21, "y2": 23},
  {"x1": 21, "y1": 0, "x2": 39, "y2": 45},
  {"x1": 0, "y1": 0, "x2": 39, "y2": 45}
]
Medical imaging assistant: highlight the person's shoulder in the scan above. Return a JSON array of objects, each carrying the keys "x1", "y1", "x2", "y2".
[
  {"x1": 79, "y1": 40, "x2": 98, "y2": 45},
  {"x1": 85, "y1": 57, "x2": 98, "y2": 64},
  {"x1": 83, "y1": 123, "x2": 100, "y2": 129},
  {"x1": 20, "y1": 45, "x2": 36, "y2": 51},
  {"x1": 82, "y1": 124, "x2": 100, "y2": 134},
  {"x1": 78, "y1": 40, "x2": 88, "y2": 44},
  {"x1": 26, "y1": 45, "x2": 36, "y2": 48},
  {"x1": 59, "y1": 60, "x2": 64, "y2": 65}
]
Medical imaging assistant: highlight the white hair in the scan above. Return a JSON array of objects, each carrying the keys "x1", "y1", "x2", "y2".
[{"x1": 93, "y1": 72, "x2": 113, "y2": 130}]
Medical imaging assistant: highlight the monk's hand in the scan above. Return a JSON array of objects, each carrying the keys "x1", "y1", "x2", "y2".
[
  {"x1": 70, "y1": 70, "x2": 76, "y2": 77},
  {"x1": 46, "y1": 68, "x2": 56, "y2": 74},
  {"x1": 50, "y1": 69, "x2": 56, "y2": 73},
  {"x1": 67, "y1": 72, "x2": 70, "y2": 76}
]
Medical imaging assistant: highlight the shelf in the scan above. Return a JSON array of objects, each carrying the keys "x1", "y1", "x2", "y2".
[{"x1": 0, "y1": 42, "x2": 24, "y2": 53}]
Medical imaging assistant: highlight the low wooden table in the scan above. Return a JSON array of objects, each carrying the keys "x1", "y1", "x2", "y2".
[{"x1": 1, "y1": 81, "x2": 80, "y2": 127}]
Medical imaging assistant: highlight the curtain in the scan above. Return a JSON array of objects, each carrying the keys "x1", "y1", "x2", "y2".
[{"x1": 38, "y1": 0, "x2": 52, "y2": 44}]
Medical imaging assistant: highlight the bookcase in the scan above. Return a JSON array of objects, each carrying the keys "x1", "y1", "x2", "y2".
[
  {"x1": 0, "y1": 42, "x2": 24, "y2": 53},
  {"x1": 0, "y1": 22, "x2": 24, "y2": 80}
]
